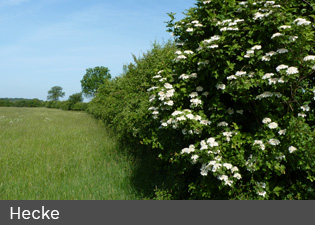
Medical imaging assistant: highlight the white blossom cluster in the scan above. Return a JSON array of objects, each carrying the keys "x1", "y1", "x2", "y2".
[
  {"x1": 257, "y1": 182, "x2": 267, "y2": 198},
  {"x1": 244, "y1": 45, "x2": 262, "y2": 58},
  {"x1": 216, "y1": 18, "x2": 244, "y2": 32},
  {"x1": 293, "y1": 18, "x2": 312, "y2": 26},
  {"x1": 261, "y1": 48, "x2": 288, "y2": 61},
  {"x1": 197, "y1": 35, "x2": 221, "y2": 51},
  {"x1": 256, "y1": 91, "x2": 282, "y2": 100}
]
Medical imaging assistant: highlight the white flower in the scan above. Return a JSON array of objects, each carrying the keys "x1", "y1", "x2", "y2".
[
  {"x1": 190, "y1": 98, "x2": 202, "y2": 106},
  {"x1": 181, "y1": 145, "x2": 195, "y2": 154},
  {"x1": 179, "y1": 74, "x2": 190, "y2": 79},
  {"x1": 164, "y1": 83, "x2": 173, "y2": 89},
  {"x1": 236, "y1": 110, "x2": 244, "y2": 115},
  {"x1": 218, "y1": 175, "x2": 229, "y2": 181},
  {"x1": 288, "y1": 146, "x2": 297, "y2": 153},
  {"x1": 223, "y1": 163, "x2": 233, "y2": 170},
  {"x1": 233, "y1": 173, "x2": 242, "y2": 180},
  {"x1": 279, "y1": 25, "x2": 291, "y2": 29},
  {"x1": 206, "y1": 138, "x2": 219, "y2": 147},
  {"x1": 164, "y1": 100, "x2": 174, "y2": 106},
  {"x1": 177, "y1": 116, "x2": 186, "y2": 121},
  {"x1": 186, "y1": 28, "x2": 194, "y2": 32},
  {"x1": 216, "y1": 84, "x2": 226, "y2": 90},
  {"x1": 172, "y1": 111, "x2": 183, "y2": 116},
  {"x1": 289, "y1": 36, "x2": 298, "y2": 42},
  {"x1": 268, "y1": 122, "x2": 278, "y2": 129},
  {"x1": 276, "y1": 64, "x2": 289, "y2": 72},
  {"x1": 190, "y1": 73, "x2": 198, "y2": 78},
  {"x1": 286, "y1": 67, "x2": 299, "y2": 75},
  {"x1": 153, "y1": 75, "x2": 162, "y2": 79},
  {"x1": 304, "y1": 55, "x2": 315, "y2": 61},
  {"x1": 269, "y1": 139, "x2": 280, "y2": 146},
  {"x1": 266, "y1": 51, "x2": 277, "y2": 57},
  {"x1": 202, "y1": 0, "x2": 211, "y2": 4},
  {"x1": 176, "y1": 55, "x2": 187, "y2": 60},
  {"x1": 196, "y1": 86, "x2": 204, "y2": 92},
  {"x1": 265, "y1": 1, "x2": 275, "y2": 5},
  {"x1": 294, "y1": 18, "x2": 311, "y2": 26},
  {"x1": 200, "y1": 120, "x2": 211, "y2": 125},
  {"x1": 252, "y1": 45, "x2": 262, "y2": 50},
  {"x1": 278, "y1": 129, "x2": 286, "y2": 135},
  {"x1": 262, "y1": 73, "x2": 274, "y2": 79},
  {"x1": 208, "y1": 44, "x2": 219, "y2": 49},
  {"x1": 298, "y1": 113, "x2": 307, "y2": 118},
  {"x1": 184, "y1": 50, "x2": 194, "y2": 55},
  {"x1": 227, "y1": 108, "x2": 234, "y2": 115},
  {"x1": 186, "y1": 114, "x2": 194, "y2": 119},
  {"x1": 231, "y1": 167, "x2": 239, "y2": 173},
  {"x1": 175, "y1": 50, "x2": 182, "y2": 55},
  {"x1": 277, "y1": 48, "x2": 288, "y2": 54},
  {"x1": 189, "y1": 92, "x2": 198, "y2": 98},
  {"x1": 152, "y1": 111, "x2": 159, "y2": 115},
  {"x1": 262, "y1": 56, "x2": 271, "y2": 61},
  {"x1": 256, "y1": 92, "x2": 276, "y2": 100},
  {"x1": 227, "y1": 75, "x2": 237, "y2": 80},
  {"x1": 223, "y1": 132, "x2": 233, "y2": 142},
  {"x1": 253, "y1": 140, "x2": 265, "y2": 150},
  {"x1": 301, "y1": 105, "x2": 310, "y2": 111},
  {"x1": 194, "y1": 23, "x2": 203, "y2": 27},
  {"x1": 191, "y1": 20, "x2": 199, "y2": 24},
  {"x1": 202, "y1": 92, "x2": 209, "y2": 97},
  {"x1": 258, "y1": 191, "x2": 266, "y2": 197},
  {"x1": 225, "y1": 179, "x2": 233, "y2": 186},
  {"x1": 191, "y1": 155, "x2": 199, "y2": 164},
  {"x1": 218, "y1": 121, "x2": 228, "y2": 127},
  {"x1": 269, "y1": 78, "x2": 279, "y2": 85},
  {"x1": 253, "y1": 12, "x2": 265, "y2": 20},
  {"x1": 149, "y1": 95, "x2": 156, "y2": 102},
  {"x1": 271, "y1": 32, "x2": 283, "y2": 39},
  {"x1": 262, "y1": 118, "x2": 272, "y2": 124},
  {"x1": 200, "y1": 140, "x2": 208, "y2": 150},
  {"x1": 235, "y1": 71, "x2": 247, "y2": 77}
]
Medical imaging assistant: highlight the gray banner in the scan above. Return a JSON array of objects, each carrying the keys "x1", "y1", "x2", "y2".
[{"x1": 0, "y1": 200, "x2": 313, "y2": 225}]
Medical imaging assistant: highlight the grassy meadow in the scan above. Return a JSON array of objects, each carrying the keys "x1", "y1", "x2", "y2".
[{"x1": 0, "y1": 107, "x2": 148, "y2": 200}]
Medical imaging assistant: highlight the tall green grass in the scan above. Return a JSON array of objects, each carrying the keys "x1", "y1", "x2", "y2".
[{"x1": 0, "y1": 107, "x2": 144, "y2": 200}]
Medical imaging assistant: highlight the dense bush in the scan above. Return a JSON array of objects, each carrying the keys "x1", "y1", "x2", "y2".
[
  {"x1": 45, "y1": 100, "x2": 88, "y2": 111},
  {"x1": 146, "y1": 0, "x2": 315, "y2": 199},
  {"x1": 0, "y1": 99, "x2": 44, "y2": 108},
  {"x1": 87, "y1": 41, "x2": 176, "y2": 143}
]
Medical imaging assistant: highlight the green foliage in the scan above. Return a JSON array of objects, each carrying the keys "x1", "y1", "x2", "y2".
[
  {"x1": 81, "y1": 66, "x2": 111, "y2": 98},
  {"x1": 87, "y1": 41, "x2": 176, "y2": 143},
  {"x1": 68, "y1": 92, "x2": 83, "y2": 105},
  {"x1": 0, "y1": 98, "x2": 44, "y2": 108},
  {"x1": 146, "y1": 0, "x2": 315, "y2": 199},
  {"x1": 47, "y1": 86, "x2": 65, "y2": 101}
]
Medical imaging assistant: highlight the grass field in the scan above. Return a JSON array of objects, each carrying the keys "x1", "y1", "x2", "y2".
[{"x1": 0, "y1": 107, "x2": 146, "y2": 200}]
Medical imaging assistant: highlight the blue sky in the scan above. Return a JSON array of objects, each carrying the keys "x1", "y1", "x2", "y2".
[{"x1": 0, "y1": 0, "x2": 196, "y2": 100}]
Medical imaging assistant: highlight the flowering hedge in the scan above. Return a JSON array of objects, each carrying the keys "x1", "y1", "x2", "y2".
[{"x1": 146, "y1": 0, "x2": 315, "y2": 199}]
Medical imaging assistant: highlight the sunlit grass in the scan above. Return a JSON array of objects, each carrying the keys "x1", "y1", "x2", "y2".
[{"x1": 0, "y1": 107, "x2": 142, "y2": 200}]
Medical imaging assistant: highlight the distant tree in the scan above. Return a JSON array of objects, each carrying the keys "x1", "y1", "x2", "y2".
[
  {"x1": 47, "y1": 86, "x2": 65, "y2": 101},
  {"x1": 80, "y1": 66, "x2": 111, "y2": 98},
  {"x1": 68, "y1": 92, "x2": 83, "y2": 105}
]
